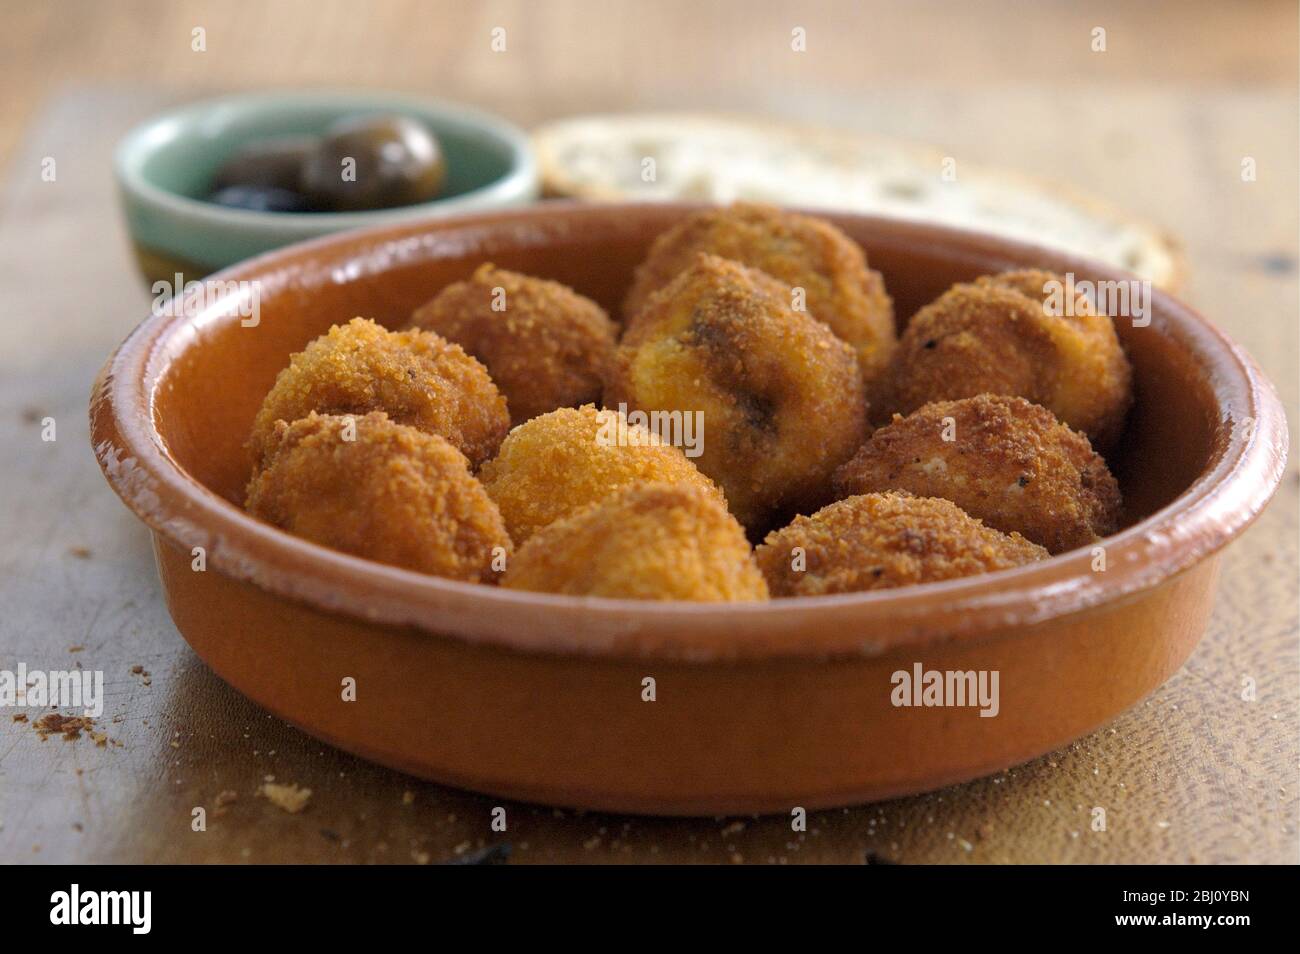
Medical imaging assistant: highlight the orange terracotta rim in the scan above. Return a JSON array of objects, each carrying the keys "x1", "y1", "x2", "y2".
[{"x1": 91, "y1": 203, "x2": 1289, "y2": 662}]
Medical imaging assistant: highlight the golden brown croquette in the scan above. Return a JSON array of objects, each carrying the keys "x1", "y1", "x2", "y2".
[
  {"x1": 622, "y1": 202, "x2": 896, "y2": 384},
  {"x1": 756, "y1": 491, "x2": 1047, "y2": 596},
  {"x1": 245, "y1": 412, "x2": 511, "y2": 581},
  {"x1": 885, "y1": 269, "x2": 1132, "y2": 449},
  {"x1": 409, "y1": 264, "x2": 618, "y2": 424},
  {"x1": 478, "y1": 404, "x2": 725, "y2": 545},
  {"x1": 502, "y1": 482, "x2": 769, "y2": 601},
  {"x1": 833, "y1": 394, "x2": 1122, "y2": 554},
  {"x1": 247, "y1": 317, "x2": 509, "y2": 469},
  {"x1": 606, "y1": 254, "x2": 866, "y2": 530}
]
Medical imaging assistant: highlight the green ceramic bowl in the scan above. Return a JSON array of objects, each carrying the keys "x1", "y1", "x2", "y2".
[{"x1": 115, "y1": 90, "x2": 539, "y2": 285}]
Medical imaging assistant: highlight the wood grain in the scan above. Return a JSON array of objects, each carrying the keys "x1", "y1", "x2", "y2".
[{"x1": 0, "y1": 1, "x2": 1295, "y2": 864}]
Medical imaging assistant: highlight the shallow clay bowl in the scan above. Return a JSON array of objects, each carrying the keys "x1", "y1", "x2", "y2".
[{"x1": 90, "y1": 203, "x2": 1287, "y2": 816}]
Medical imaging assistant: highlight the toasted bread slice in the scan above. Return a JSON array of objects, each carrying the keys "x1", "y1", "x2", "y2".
[{"x1": 534, "y1": 113, "x2": 1184, "y2": 289}]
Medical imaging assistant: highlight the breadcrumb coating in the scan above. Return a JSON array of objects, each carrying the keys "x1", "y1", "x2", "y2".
[
  {"x1": 502, "y1": 482, "x2": 769, "y2": 601},
  {"x1": 834, "y1": 394, "x2": 1122, "y2": 554},
  {"x1": 409, "y1": 263, "x2": 618, "y2": 424},
  {"x1": 756, "y1": 491, "x2": 1047, "y2": 596},
  {"x1": 248, "y1": 317, "x2": 509, "y2": 469},
  {"x1": 622, "y1": 202, "x2": 896, "y2": 385},
  {"x1": 885, "y1": 269, "x2": 1132, "y2": 449},
  {"x1": 245, "y1": 411, "x2": 511, "y2": 581},
  {"x1": 607, "y1": 254, "x2": 866, "y2": 530},
  {"x1": 479, "y1": 404, "x2": 725, "y2": 545}
]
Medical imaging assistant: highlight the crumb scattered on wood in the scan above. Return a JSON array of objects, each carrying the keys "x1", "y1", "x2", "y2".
[
  {"x1": 213, "y1": 790, "x2": 238, "y2": 817},
  {"x1": 12, "y1": 713, "x2": 27, "y2": 723},
  {"x1": 402, "y1": 790, "x2": 414, "y2": 805},
  {"x1": 33, "y1": 713, "x2": 96, "y2": 741},
  {"x1": 258, "y1": 781, "x2": 311, "y2": 814},
  {"x1": 68, "y1": 547, "x2": 92, "y2": 559}
]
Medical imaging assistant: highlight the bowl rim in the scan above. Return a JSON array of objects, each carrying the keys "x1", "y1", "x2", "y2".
[
  {"x1": 113, "y1": 89, "x2": 539, "y2": 231},
  {"x1": 90, "y1": 202, "x2": 1289, "y2": 662}
]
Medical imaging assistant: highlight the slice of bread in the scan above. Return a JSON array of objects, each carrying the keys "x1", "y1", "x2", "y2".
[{"x1": 534, "y1": 113, "x2": 1184, "y2": 289}]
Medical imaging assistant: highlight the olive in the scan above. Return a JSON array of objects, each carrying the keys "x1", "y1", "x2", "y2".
[
  {"x1": 211, "y1": 135, "x2": 318, "y2": 193},
  {"x1": 209, "y1": 185, "x2": 313, "y2": 213},
  {"x1": 300, "y1": 115, "x2": 447, "y2": 212}
]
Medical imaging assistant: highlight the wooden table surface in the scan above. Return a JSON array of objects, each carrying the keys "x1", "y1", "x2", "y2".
[{"x1": 1, "y1": 0, "x2": 1296, "y2": 864}]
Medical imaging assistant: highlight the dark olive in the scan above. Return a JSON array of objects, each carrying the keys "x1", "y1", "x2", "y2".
[
  {"x1": 300, "y1": 115, "x2": 447, "y2": 212},
  {"x1": 211, "y1": 135, "x2": 318, "y2": 193},
  {"x1": 209, "y1": 185, "x2": 313, "y2": 213}
]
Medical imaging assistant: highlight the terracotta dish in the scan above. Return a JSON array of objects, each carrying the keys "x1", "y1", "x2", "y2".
[{"x1": 90, "y1": 203, "x2": 1287, "y2": 815}]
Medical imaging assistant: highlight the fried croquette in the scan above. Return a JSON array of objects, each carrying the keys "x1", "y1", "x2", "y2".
[
  {"x1": 755, "y1": 491, "x2": 1047, "y2": 596},
  {"x1": 409, "y1": 263, "x2": 618, "y2": 424},
  {"x1": 501, "y1": 482, "x2": 769, "y2": 601},
  {"x1": 606, "y1": 254, "x2": 866, "y2": 530},
  {"x1": 245, "y1": 412, "x2": 511, "y2": 580},
  {"x1": 622, "y1": 202, "x2": 896, "y2": 383},
  {"x1": 478, "y1": 404, "x2": 725, "y2": 544},
  {"x1": 834, "y1": 394, "x2": 1122, "y2": 554},
  {"x1": 247, "y1": 317, "x2": 509, "y2": 469},
  {"x1": 886, "y1": 269, "x2": 1132, "y2": 449}
]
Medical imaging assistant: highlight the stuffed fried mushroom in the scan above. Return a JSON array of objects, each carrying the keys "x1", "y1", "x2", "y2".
[{"x1": 607, "y1": 254, "x2": 867, "y2": 530}]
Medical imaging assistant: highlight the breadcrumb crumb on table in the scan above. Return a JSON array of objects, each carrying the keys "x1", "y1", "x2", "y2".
[
  {"x1": 258, "y1": 782, "x2": 312, "y2": 814},
  {"x1": 213, "y1": 790, "x2": 238, "y2": 817},
  {"x1": 32, "y1": 713, "x2": 96, "y2": 741}
]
